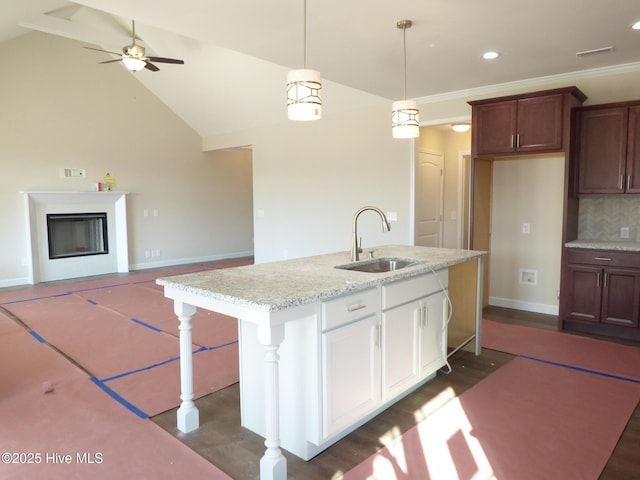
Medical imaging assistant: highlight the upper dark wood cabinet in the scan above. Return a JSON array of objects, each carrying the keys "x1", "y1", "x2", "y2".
[
  {"x1": 469, "y1": 87, "x2": 586, "y2": 157},
  {"x1": 576, "y1": 106, "x2": 628, "y2": 194},
  {"x1": 576, "y1": 102, "x2": 640, "y2": 194}
]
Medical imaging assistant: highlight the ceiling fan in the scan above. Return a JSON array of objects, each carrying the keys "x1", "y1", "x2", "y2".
[{"x1": 84, "y1": 20, "x2": 184, "y2": 72}]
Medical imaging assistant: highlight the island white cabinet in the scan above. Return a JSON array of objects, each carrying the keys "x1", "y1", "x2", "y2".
[
  {"x1": 321, "y1": 288, "x2": 380, "y2": 439},
  {"x1": 381, "y1": 270, "x2": 448, "y2": 400}
]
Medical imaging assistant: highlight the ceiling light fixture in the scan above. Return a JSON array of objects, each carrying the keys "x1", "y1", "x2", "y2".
[
  {"x1": 392, "y1": 20, "x2": 419, "y2": 139},
  {"x1": 482, "y1": 51, "x2": 501, "y2": 60},
  {"x1": 287, "y1": 0, "x2": 322, "y2": 121},
  {"x1": 452, "y1": 123, "x2": 471, "y2": 133},
  {"x1": 122, "y1": 56, "x2": 146, "y2": 72},
  {"x1": 631, "y1": 21, "x2": 640, "y2": 30}
]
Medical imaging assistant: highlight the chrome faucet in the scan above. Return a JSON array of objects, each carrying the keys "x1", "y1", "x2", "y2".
[{"x1": 351, "y1": 206, "x2": 391, "y2": 261}]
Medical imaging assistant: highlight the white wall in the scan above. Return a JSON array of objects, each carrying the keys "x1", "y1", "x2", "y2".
[
  {"x1": 489, "y1": 157, "x2": 565, "y2": 314},
  {"x1": 0, "y1": 32, "x2": 254, "y2": 286},
  {"x1": 203, "y1": 105, "x2": 412, "y2": 264}
]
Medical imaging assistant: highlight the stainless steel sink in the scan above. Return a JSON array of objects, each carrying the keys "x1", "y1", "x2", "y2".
[{"x1": 335, "y1": 257, "x2": 422, "y2": 273}]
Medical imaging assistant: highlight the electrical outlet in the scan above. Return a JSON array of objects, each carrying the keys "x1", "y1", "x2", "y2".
[
  {"x1": 386, "y1": 211, "x2": 398, "y2": 222},
  {"x1": 522, "y1": 223, "x2": 531, "y2": 234},
  {"x1": 621, "y1": 227, "x2": 630, "y2": 239}
]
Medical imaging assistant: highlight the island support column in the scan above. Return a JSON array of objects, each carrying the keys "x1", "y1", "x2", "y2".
[
  {"x1": 257, "y1": 323, "x2": 287, "y2": 480},
  {"x1": 174, "y1": 301, "x2": 199, "y2": 433}
]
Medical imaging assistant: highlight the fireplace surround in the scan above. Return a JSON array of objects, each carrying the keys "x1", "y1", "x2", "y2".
[{"x1": 23, "y1": 191, "x2": 128, "y2": 284}]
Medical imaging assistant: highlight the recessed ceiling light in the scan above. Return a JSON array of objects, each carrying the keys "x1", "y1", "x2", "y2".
[
  {"x1": 632, "y1": 21, "x2": 640, "y2": 30},
  {"x1": 482, "y1": 51, "x2": 501, "y2": 60},
  {"x1": 452, "y1": 123, "x2": 471, "y2": 132}
]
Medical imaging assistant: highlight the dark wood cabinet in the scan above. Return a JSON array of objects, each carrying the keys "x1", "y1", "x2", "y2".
[
  {"x1": 469, "y1": 88, "x2": 585, "y2": 157},
  {"x1": 561, "y1": 249, "x2": 640, "y2": 340},
  {"x1": 576, "y1": 103, "x2": 640, "y2": 194},
  {"x1": 626, "y1": 106, "x2": 640, "y2": 193}
]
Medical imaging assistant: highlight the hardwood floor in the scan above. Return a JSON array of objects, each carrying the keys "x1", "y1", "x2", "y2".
[{"x1": 152, "y1": 306, "x2": 640, "y2": 480}]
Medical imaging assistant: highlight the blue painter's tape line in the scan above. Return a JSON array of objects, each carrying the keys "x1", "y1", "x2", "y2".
[
  {"x1": 520, "y1": 355, "x2": 640, "y2": 384},
  {"x1": 101, "y1": 355, "x2": 182, "y2": 382},
  {"x1": 29, "y1": 330, "x2": 47, "y2": 343},
  {"x1": 71, "y1": 282, "x2": 131, "y2": 294},
  {"x1": 86, "y1": 298, "x2": 98, "y2": 305},
  {"x1": 90, "y1": 377, "x2": 149, "y2": 419},
  {"x1": 205, "y1": 340, "x2": 239, "y2": 351},
  {"x1": 101, "y1": 345, "x2": 210, "y2": 383},
  {"x1": 130, "y1": 317, "x2": 163, "y2": 333},
  {"x1": 1, "y1": 292, "x2": 73, "y2": 305}
]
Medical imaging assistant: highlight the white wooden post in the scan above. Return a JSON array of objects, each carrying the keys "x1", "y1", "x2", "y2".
[
  {"x1": 175, "y1": 301, "x2": 199, "y2": 433},
  {"x1": 257, "y1": 324, "x2": 287, "y2": 480}
]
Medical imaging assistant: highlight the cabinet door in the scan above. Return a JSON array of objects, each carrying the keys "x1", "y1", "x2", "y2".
[
  {"x1": 626, "y1": 106, "x2": 640, "y2": 193},
  {"x1": 601, "y1": 268, "x2": 640, "y2": 328},
  {"x1": 516, "y1": 94, "x2": 563, "y2": 152},
  {"x1": 577, "y1": 107, "x2": 628, "y2": 194},
  {"x1": 565, "y1": 264, "x2": 602, "y2": 323},
  {"x1": 381, "y1": 301, "x2": 420, "y2": 400},
  {"x1": 472, "y1": 100, "x2": 517, "y2": 155},
  {"x1": 420, "y1": 292, "x2": 447, "y2": 377},
  {"x1": 322, "y1": 315, "x2": 380, "y2": 439}
]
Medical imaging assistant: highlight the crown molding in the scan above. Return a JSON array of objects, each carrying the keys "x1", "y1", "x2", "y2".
[{"x1": 415, "y1": 62, "x2": 640, "y2": 105}]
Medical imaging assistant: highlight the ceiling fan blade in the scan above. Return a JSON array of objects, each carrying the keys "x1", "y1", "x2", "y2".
[
  {"x1": 147, "y1": 56, "x2": 184, "y2": 65},
  {"x1": 83, "y1": 46, "x2": 122, "y2": 56},
  {"x1": 144, "y1": 61, "x2": 160, "y2": 72},
  {"x1": 99, "y1": 59, "x2": 123, "y2": 64}
]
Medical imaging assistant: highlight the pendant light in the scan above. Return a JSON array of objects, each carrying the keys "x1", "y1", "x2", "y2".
[
  {"x1": 287, "y1": 0, "x2": 322, "y2": 121},
  {"x1": 392, "y1": 20, "x2": 419, "y2": 139}
]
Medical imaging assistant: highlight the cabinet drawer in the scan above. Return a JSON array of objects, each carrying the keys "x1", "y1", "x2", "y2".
[
  {"x1": 382, "y1": 269, "x2": 448, "y2": 310},
  {"x1": 322, "y1": 288, "x2": 378, "y2": 331},
  {"x1": 564, "y1": 248, "x2": 640, "y2": 268}
]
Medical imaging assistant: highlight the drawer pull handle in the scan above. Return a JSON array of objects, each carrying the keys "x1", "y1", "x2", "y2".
[
  {"x1": 594, "y1": 257, "x2": 612, "y2": 261},
  {"x1": 347, "y1": 304, "x2": 366, "y2": 312}
]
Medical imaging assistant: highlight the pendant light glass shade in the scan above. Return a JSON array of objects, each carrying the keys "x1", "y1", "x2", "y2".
[
  {"x1": 287, "y1": 68, "x2": 322, "y2": 120},
  {"x1": 391, "y1": 99, "x2": 420, "y2": 138}
]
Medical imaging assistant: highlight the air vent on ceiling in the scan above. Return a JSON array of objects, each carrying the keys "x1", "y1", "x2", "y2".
[{"x1": 576, "y1": 46, "x2": 614, "y2": 57}]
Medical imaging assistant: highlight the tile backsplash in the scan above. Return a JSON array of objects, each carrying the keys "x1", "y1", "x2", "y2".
[{"x1": 579, "y1": 197, "x2": 640, "y2": 241}]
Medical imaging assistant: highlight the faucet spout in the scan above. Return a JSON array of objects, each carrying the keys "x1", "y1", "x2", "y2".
[{"x1": 351, "y1": 206, "x2": 391, "y2": 262}]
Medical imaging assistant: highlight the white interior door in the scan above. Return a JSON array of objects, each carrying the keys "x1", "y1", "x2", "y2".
[{"x1": 415, "y1": 150, "x2": 444, "y2": 247}]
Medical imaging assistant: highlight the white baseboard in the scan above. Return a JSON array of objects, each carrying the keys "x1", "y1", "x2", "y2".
[
  {"x1": 129, "y1": 250, "x2": 254, "y2": 271},
  {"x1": 0, "y1": 277, "x2": 32, "y2": 288},
  {"x1": 489, "y1": 296, "x2": 559, "y2": 316}
]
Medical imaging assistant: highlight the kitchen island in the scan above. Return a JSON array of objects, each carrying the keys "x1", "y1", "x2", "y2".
[{"x1": 157, "y1": 245, "x2": 485, "y2": 480}]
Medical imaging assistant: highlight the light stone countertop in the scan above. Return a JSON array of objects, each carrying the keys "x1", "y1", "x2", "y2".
[
  {"x1": 565, "y1": 240, "x2": 640, "y2": 252},
  {"x1": 157, "y1": 245, "x2": 486, "y2": 312}
]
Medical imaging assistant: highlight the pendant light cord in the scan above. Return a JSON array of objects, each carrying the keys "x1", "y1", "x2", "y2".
[
  {"x1": 402, "y1": 25, "x2": 407, "y2": 100},
  {"x1": 303, "y1": 0, "x2": 307, "y2": 69}
]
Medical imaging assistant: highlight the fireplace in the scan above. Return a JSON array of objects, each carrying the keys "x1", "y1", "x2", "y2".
[
  {"x1": 47, "y1": 212, "x2": 109, "y2": 259},
  {"x1": 24, "y1": 191, "x2": 129, "y2": 284}
]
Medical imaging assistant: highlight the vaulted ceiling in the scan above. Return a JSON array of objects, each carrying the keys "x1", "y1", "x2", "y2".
[{"x1": 3, "y1": 0, "x2": 640, "y2": 137}]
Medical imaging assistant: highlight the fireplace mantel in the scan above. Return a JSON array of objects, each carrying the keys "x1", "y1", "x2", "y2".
[{"x1": 23, "y1": 191, "x2": 129, "y2": 284}]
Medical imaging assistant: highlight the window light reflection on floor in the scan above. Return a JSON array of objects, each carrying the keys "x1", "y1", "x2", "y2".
[{"x1": 356, "y1": 386, "x2": 497, "y2": 480}]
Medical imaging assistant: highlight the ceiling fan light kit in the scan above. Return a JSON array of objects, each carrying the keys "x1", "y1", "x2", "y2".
[
  {"x1": 392, "y1": 19, "x2": 420, "y2": 139},
  {"x1": 84, "y1": 20, "x2": 184, "y2": 73},
  {"x1": 122, "y1": 56, "x2": 146, "y2": 71},
  {"x1": 287, "y1": 0, "x2": 322, "y2": 121}
]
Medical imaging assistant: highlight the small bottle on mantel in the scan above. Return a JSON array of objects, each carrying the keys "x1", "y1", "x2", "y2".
[{"x1": 102, "y1": 173, "x2": 116, "y2": 191}]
